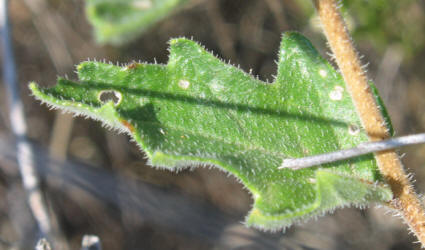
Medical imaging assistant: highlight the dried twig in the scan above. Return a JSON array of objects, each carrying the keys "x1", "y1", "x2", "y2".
[
  {"x1": 312, "y1": 0, "x2": 425, "y2": 246},
  {"x1": 279, "y1": 133, "x2": 425, "y2": 169},
  {"x1": 0, "y1": 0, "x2": 51, "y2": 239}
]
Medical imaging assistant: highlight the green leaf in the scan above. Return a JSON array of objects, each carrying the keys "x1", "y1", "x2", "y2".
[
  {"x1": 29, "y1": 32, "x2": 392, "y2": 230},
  {"x1": 86, "y1": 0, "x2": 188, "y2": 45}
]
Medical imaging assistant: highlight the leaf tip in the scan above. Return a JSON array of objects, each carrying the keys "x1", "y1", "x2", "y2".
[
  {"x1": 28, "y1": 81, "x2": 39, "y2": 93},
  {"x1": 169, "y1": 37, "x2": 188, "y2": 46},
  {"x1": 28, "y1": 81, "x2": 46, "y2": 100}
]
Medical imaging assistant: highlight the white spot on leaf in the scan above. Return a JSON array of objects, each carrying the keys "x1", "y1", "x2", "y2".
[
  {"x1": 319, "y1": 69, "x2": 327, "y2": 77},
  {"x1": 348, "y1": 124, "x2": 360, "y2": 135},
  {"x1": 178, "y1": 79, "x2": 190, "y2": 89},
  {"x1": 139, "y1": 97, "x2": 148, "y2": 105},
  {"x1": 329, "y1": 86, "x2": 344, "y2": 101},
  {"x1": 210, "y1": 80, "x2": 224, "y2": 92}
]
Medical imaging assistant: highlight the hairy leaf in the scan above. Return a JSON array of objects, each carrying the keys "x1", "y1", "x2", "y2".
[
  {"x1": 30, "y1": 32, "x2": 392, "y2": 230},
  {"x1": 86, "y1": 0, "x2": 188, "y2": 45}
]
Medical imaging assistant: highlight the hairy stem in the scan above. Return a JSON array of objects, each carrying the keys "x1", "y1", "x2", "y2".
[{"x1": 313, "y1": 0, "x2": 425, "y2": 246}]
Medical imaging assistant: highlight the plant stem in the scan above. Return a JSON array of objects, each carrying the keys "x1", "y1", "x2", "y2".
[{"x1": 312, "y1": 0, "x2": 425, "y2": 246}]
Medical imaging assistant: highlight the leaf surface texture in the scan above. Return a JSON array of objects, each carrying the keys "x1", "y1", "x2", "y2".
[{"x1": 30, "y1": 32, "x2": 392, "y2": 229}]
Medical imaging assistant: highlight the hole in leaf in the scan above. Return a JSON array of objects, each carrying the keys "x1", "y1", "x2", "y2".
[{"x1": 98, "y1": 90, "x2": 122, "y2": 106}]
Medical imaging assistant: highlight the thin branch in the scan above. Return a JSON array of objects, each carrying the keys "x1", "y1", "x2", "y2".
[
  {"x1": 313, "y1": 0, "x2": 425, "y2": 246},
  {"x1": 0, "y1": 0, "x2": 51, "y2": 239},
  {"x1": 280, "y1": 133, "x2": 425, "y2": 170}
]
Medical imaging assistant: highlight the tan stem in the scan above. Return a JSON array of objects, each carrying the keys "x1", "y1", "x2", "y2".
[{"x1": 313, "y1": 0, "x2": 425, "y2": 246}]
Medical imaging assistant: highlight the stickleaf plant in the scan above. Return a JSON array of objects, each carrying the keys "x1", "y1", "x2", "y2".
[{"x1": 30, "y1": 31, "x2": 394, "y2": 230}]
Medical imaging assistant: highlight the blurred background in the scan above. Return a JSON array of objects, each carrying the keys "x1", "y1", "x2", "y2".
[{"x1": 0, "y1": 0, "x2": 424, "y2": 249}]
